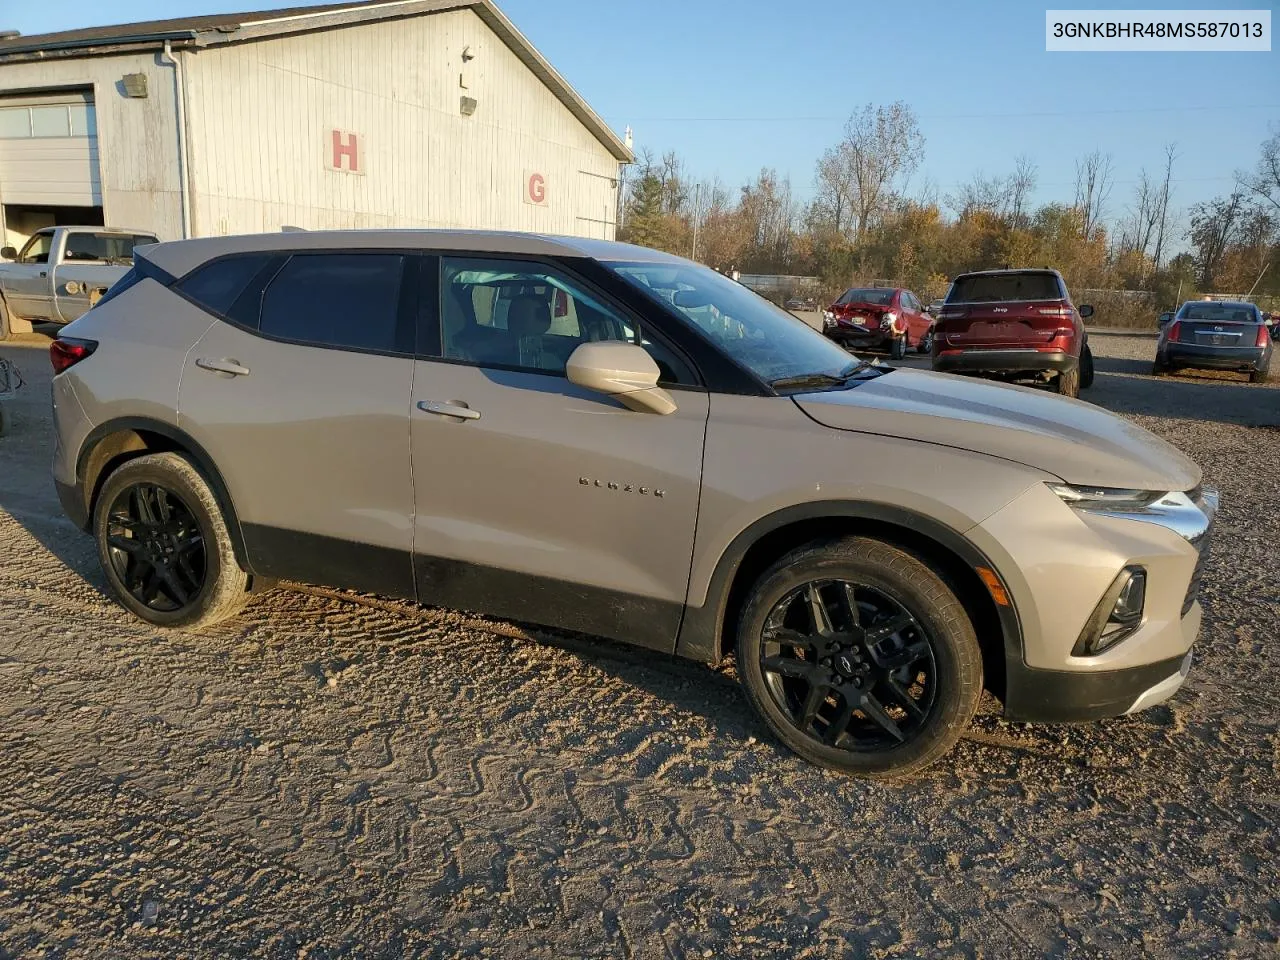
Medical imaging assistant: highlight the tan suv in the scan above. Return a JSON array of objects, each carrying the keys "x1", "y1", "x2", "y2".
[{"x1": 49, "y1": 231, "x2": 1216, "y2": 778}]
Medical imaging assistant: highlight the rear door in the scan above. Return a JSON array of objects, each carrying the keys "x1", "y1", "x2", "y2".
[
  {"x1": 940, "y1": 272, "x2": 1073, "y2": 349},
  {"x1": 409, "y1": 254, "x2": 708, "y2": 651},
  {"x1": 53, "y1": 230, "x2": 157, "y2": 322},
  {"x1": 177, "y1": 251, "x2": 418, "y2": 598}
]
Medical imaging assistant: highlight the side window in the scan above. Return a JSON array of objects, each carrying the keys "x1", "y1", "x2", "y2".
[
  {"x1": 17, "y1": 231, "x2": 54, "y2": 264},
  {"x1": 258, "y1": 254, "x2": 408, "y2": 353},
  {"x1": 438, "y1": 257, "x2": 696, "y2": 384},
  {"x1": 175, "y1": 255, "x2": 274, "y2": 316}
]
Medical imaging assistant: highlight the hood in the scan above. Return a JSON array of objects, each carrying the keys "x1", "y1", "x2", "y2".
[{"x1": 795, "y1": 369, "x2": 1201, "y2": 491}]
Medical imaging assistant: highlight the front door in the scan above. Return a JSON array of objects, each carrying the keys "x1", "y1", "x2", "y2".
[
  {"x1": 2, "y1": 229, "x2": 56, "y2": 319},
  {"x1": 177, "y1": 251, "x2": 418, "y2": 597},
  {"x1": 410, "y1": 255, "x2": 708, "y2": 651}
]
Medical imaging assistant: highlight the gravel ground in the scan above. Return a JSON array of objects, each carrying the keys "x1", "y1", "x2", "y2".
[{"x1": 0, "y1": 332, "x2": 1277, "y2": 959}]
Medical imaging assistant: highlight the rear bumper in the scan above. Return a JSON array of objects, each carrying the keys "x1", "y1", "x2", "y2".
[
  {"x1": 1161, "y1": 343, "x2": 1268, "y2": 371},
  {"x1": 825, "y1": 326, "x2": 893, "y2": 349},
  {"x1": 1003, "y1": 647, "x2": 1193, "y2": 722},
  {"x1": 932, "y1": 348, "x2": 1076, "y2": 375}
]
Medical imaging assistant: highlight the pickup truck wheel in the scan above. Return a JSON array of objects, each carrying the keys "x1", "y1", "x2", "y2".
[
  {"x1": 736, "y1": 536, "x2": 983, "y2": 779},
  {"x1": 94, "y1": 452, "x2": 252, "y2": 629},
  {"x1": 889, "y1": 333, "x2": 907, "y2": 360},
  {"x1": 1079, "y1": 343, "x2": 1095, "y2": 389},
  {"x1": 1055, "y1": 365, "x2": 1080, "y2": 398}
]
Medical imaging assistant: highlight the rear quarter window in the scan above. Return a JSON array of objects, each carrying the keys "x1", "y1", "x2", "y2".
[
  {"x1": 948, "y1": 273, "x2": 1063, "y2": 303},
  {"x1": 176, "y1": 255, "x2": 276, "y2": 317}
]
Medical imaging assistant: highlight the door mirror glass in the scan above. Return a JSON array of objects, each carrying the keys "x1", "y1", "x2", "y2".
[
  {"x1": 1078, "y1": 303, "x2": 1095, "y2": 319},
  {"x1": 566, "y1": 341, "x2": 677, "y2": 415},
  {"x1": 1158, "y1": 312, "x2": 1173, "y2": 325},
  {"x1": 0, "y1": 246, "x2": 15, "y2": 260}
]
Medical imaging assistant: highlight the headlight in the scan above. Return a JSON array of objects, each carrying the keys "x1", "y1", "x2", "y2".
[{"x1": 1048, "y1": 483, "x2": 1164, "y2": 512}]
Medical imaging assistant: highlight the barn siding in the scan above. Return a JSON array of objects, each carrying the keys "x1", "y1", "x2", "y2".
[
  {"x1": 0, "y1": 53, "x2": 185, "y2": 241},
  {"x1": 182, "y1": 8, "x2": 621, "y2": 239}
]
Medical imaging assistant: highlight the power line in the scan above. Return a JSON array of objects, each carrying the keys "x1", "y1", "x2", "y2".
[{"x1": 609, "y1": 104, "x2": 1280, "y2": 123}]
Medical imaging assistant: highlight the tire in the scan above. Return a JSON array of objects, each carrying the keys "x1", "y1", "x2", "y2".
[
  {"x1": 1151, "y1": 360, "x2": 1165, "y2": 376},
  {"x1": 917, "y1": 326, "x2": 935, "y2": 354},
  {"x1": 735, "y1": 536, "x2": 983, "y2": 779},
  {"x1": 1079, "y1": 343, "x2": 1095, "y2": 389},
  {"x1": 1249, "y1": 365, "x2": 1268, "y2": 384},
  {"x1": 1055, "y1": 365, "x2": 1080, "y2": 398},
  {"x1": 889, "y1": 333, "x2": 907, "y2": 360},
  {"x1": 94, "y1": 452, "x2": 251, "y2": 628}
]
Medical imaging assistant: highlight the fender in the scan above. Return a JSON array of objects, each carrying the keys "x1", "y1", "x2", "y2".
[
  {"x1": 74, "y1": 416, "x2": 250, "y2": 571},
  {"x1": 675, "y1": 500, "x2": 1024, "y2": 671}
]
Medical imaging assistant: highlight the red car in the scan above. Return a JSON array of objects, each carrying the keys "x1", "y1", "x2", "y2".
[
  {"x1": 931, "y1": 268, "x2": 1095, "y2": 398},
  {"x1": 821, "y1": 287, "x2": 934, "y2": 359}
]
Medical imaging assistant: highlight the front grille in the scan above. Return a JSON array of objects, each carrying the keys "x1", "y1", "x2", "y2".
[{"x1": 1182, "y1": 527, "x2": 1212, "y2": 616}]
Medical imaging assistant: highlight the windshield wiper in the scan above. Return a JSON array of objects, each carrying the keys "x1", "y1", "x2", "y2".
[{"x1": 770, "y1": 360, "x2": 875, "y2": 392}]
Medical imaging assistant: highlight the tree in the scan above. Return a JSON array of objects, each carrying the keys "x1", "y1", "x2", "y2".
[
  {"x1": 1074, "y1": 149, "x2": 1115, "y2": 242},
  {"x1": 820, "y1": 102, "x2": 925, "y2": 242},
  {"x1": 1151, "y1": 143, "x2": 1177, "y2": 272},
  {"x1": 1009, "y1": 155, "x2": 1038, "y2": 229},
  {"x1": 1240, "y1": 129, "x2": 1280, "y2": 215},
  {"x1": 1189, "y1": 191, "x2": 1248, "y2": 288}
]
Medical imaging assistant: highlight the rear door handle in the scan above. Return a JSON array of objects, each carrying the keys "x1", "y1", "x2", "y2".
[
  {"x1": 417, "y1": 399, "x2": 481, "y2": 421},
  {"x1": 195, "y1": 357, "x2": 251, "y2": 377}
]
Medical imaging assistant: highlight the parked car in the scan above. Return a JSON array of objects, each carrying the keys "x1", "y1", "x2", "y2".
[
  {"x1": 926, "y1": 298, "x2": 945, "y2": 317},
  {"x1": 0, "y1": 226, "x2": 158, "y2": 339},
  {"x1": 821, "y1": 286, "x2": 933, "y2": 359},
  {"x1": 784, "y1": 297, "x2": 815, "y2": 311},
  {"x1": 49, "y1": 230, "x2": 1214, "y2": 778},
  {"x1": 1153, "y1": 300, "x2": 1273, "y2": 383},
  {"x1": 932, "y1": 268, "x2": 1095, "y2": 398}
]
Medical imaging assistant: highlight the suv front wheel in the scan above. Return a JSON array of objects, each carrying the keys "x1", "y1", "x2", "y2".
[
  {"x1": 736, "y1": 536, "x2": 983, "y2": 778},
  {"x1": 94, "y1": 452, "x2": 252, "y2": 628}
]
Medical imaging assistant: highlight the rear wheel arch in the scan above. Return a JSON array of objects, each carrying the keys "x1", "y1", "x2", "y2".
[
  {"x1": 678, "y1": 502, "x2": 1021, "y2": 702},
  {"x1": 76, "y1": 418, "x2": 249, "y2": 571}
]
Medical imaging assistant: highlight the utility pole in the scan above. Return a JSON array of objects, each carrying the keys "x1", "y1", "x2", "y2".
[{"x1": 691, "y1": 182, "x2": 702, "y2": 261}]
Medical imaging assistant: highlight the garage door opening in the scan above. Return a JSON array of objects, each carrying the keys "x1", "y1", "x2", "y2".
[{"x1": 0, "y1": 89, "x2": 101, "y2": 250}]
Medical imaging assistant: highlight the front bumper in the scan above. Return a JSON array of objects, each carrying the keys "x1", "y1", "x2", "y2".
[
  {"x1": 1161, "y1": 343, "x2": 1267, "y2": 372},
  {"x1": 932, "y1": 348, "x2": 1076, "y2": 375},
  {"x1": 967, "y1": 481, "x2": 1216, "y2": 721}
]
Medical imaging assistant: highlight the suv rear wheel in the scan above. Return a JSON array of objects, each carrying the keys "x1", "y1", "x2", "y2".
[
  {"x1": 94, "y1": 452, "x2": 252, "y2": 628},
  {"x1": 736, "y1": 536, "x2": 983, "y2": 778},
  {"x1": 889, "y1": 333, "x2": 907, "y2": 360},
  {"x1": 1055, "y1": 364, "x2": 1081, "y2": 398},
  {"x1": 1080, "y1": 343, "x2": 1095, "y2": 389}
]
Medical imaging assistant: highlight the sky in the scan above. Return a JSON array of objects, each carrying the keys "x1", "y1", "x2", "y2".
[{"x1": 6, "y1": 0, "x2": 1279, "y2": 223}]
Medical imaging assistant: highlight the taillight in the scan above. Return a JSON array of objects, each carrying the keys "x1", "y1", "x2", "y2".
[
  {"x1": 1037, "y1": 305, "x2": 1073, "y2": 318},
  {"x1": 1166, "y1": 321, "x2": 1182, "y2": 343},
  {"x1": 1257, "y1": 325, "x2": 1271, "y2": 347},
  {"x1": 50, "y1": 337, "x2": 98, "y2": 374}
]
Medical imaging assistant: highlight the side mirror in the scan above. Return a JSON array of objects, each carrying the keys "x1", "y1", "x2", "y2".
[
  {"x1": 1158, "y1": 312, "x2": 1173, "y2": 326},
  {"x1": 566, "y1": 342, "x2": 677, "y2": 416},
  {"x1": 1078, "y1": 304, "x2": 1095, "y2": 319},
  {"x1": 0, "y1": 246, "x2": 16, "y2": 260}
]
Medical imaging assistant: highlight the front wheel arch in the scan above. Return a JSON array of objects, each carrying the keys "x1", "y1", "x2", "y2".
[{"x1": 677, "y1": 502, "x2": 1022, "y2": 703}]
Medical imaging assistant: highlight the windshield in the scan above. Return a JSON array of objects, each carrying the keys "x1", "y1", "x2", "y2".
[
  {"x1": 948, "y1": 272, "x2": 1063, "y2": 303},
  {"x1": 610, "y1": 261, "x2": 860, "y2": 386},
  {"x1": 1177, "y1": 302, "x2": 1259, "y2": 323},
  {"x1": 836, "y1": 288, "x2": 895, "y2": 306}
]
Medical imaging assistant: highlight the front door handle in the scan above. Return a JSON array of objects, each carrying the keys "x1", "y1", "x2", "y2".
[
  {"x1": 417, "y1": 399, "x2": 481, "y2": 421},
  {"x1": 195, "y1": 357, "x2": 251, "y2": 377}
]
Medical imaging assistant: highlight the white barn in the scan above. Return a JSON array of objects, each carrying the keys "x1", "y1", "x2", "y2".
[{"x1": 0, "y1": 0, "x2": 632, "y2": 248}]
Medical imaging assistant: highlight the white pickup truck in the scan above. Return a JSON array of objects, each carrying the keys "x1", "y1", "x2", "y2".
[{"x1": 0, "y1": 226, "x2": 158, "y2": 339}]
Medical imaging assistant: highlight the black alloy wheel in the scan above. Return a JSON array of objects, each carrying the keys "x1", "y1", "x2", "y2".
[
  {"x1": 759, "y1": 579, "x2": 937, "y2": 752},
  {"x1": 104, "y1": 482, "x2": 208, "y2": 612}
]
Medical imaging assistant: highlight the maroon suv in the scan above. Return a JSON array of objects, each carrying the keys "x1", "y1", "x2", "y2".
[
  {"x1": 821, "y1": 286, "x2": 933, "y2": 360},
  {"x1": 932, "y1": 268, "x2": 1095, "y2": 397}
]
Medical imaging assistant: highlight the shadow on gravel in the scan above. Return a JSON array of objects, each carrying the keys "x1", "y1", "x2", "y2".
[{"x1": 1088, "y1": 361, "x2": 1278, "y2": 428}]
